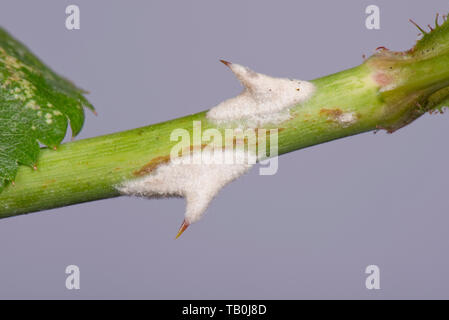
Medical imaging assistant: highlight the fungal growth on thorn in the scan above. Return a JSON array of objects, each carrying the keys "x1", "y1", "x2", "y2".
[
  {"x1": 207, "y1": 60, "x2": 316, "y2": 127},
  {"x1": 117, "y1": 60, "x2": 317, "y2": 238},
  {"x1": 117, "y1": 149, "x2": 255, "y2": 238}
]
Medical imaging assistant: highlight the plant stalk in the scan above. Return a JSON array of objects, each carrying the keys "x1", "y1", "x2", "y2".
[{"x1": 2, "y1": 41, "x2": 449, "y2": 217}]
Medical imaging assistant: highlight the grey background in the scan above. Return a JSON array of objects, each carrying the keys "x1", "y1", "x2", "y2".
[{"x1": 0, "y1": 0, "x2": 448, "y2": 299}]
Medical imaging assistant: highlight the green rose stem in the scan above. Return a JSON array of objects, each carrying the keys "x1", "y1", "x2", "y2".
[{"x1": 2, "y1": 18, "x2": 449, "y2": 218}]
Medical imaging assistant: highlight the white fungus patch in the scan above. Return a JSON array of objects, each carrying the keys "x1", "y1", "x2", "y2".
[
  {"x1": 117, "y1": 149, "x2": 254, "y2": 225},
  {"x1": 206, "y1": 61, "x2": 315, "y2": 127},
  {"x1": 336, "y1": 112, "x2": 357, "y2": 127},
  {"x1": 117, "y1": 61, "x2": 315, "y2": 236}
]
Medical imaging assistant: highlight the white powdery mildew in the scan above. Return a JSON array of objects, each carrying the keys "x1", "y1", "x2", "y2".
[
  {"x1": 337, "y1": 112, "x2": 357, "y2": 127},
  {"x1": 117, "y1": 149, "x2": 254, "y2": 224},
  {"x1": 206, "y1": 61, "x2": 315, "y2": 127}
]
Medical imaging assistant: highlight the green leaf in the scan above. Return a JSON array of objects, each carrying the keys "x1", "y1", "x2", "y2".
[{"x1": 0, "y1": 27, "x2": 94, "y2": 191}]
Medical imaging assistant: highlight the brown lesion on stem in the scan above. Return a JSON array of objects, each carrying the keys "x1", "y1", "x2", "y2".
[
  {"x1": 319, "y1": 108, "x2": 343, "y2": 119},
  {"x1": 134, "y1": 127, "x2": 283, "y2": 177},
  {"x1": 133, "y1": 144, "x2": 208, "y2": 176},
  {"x1": 134, "y1": 155, "x2": 171, "y2": 176}
]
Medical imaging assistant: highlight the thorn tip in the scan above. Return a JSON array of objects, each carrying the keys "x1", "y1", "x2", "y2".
[
  {"x1": 219, "y1": 59, "x2": 232, "y2": 67},
  {"x1": 175, "y1": 219, "x2": 190, "y2": 239}
]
